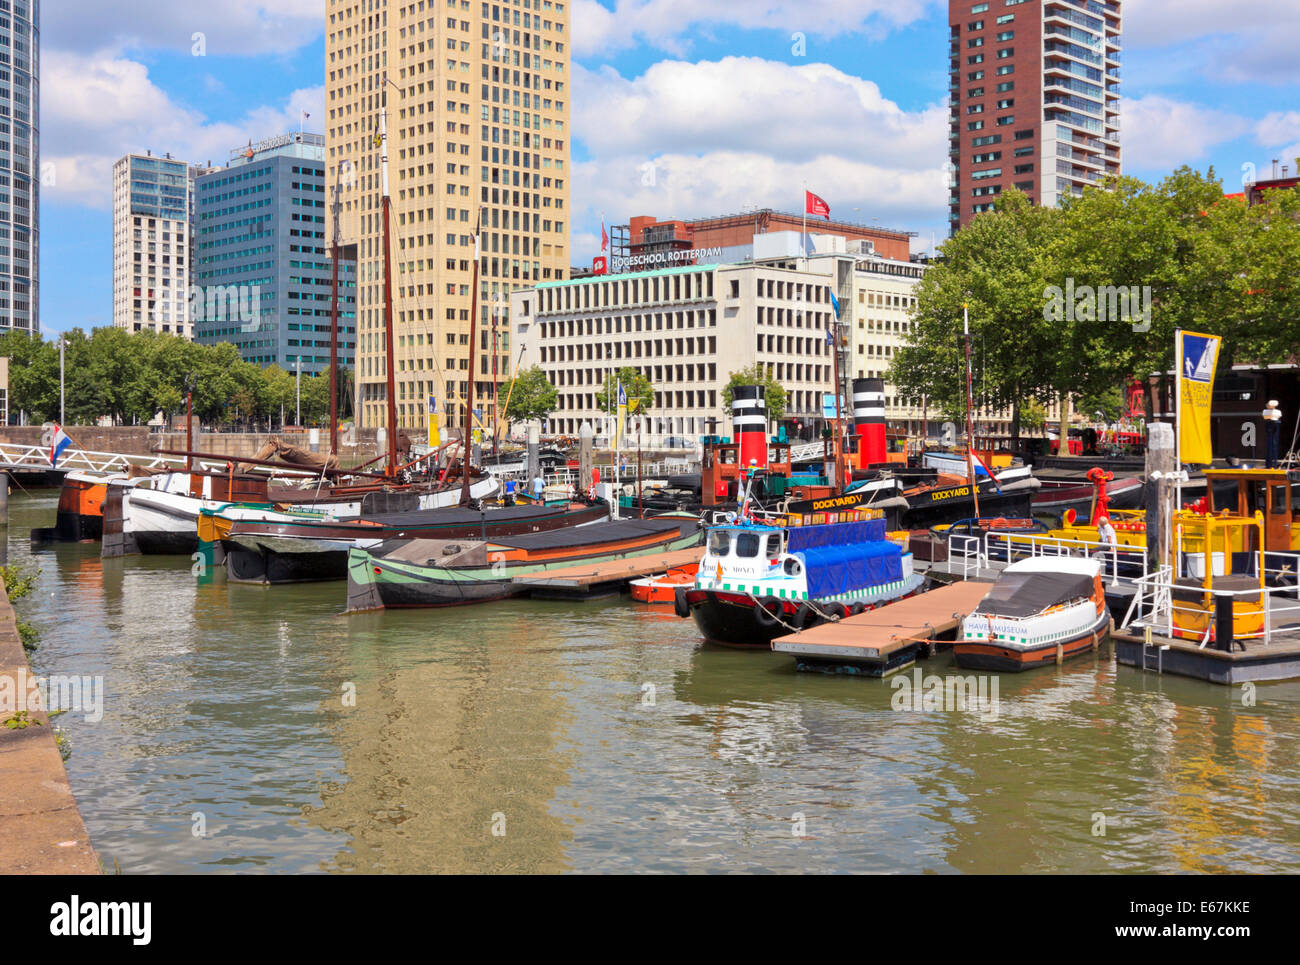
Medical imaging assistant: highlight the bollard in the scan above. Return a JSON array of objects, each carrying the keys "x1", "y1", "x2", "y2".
[{"x1": 1213, "y1": 591, "x2": 1235, "y2": 653}]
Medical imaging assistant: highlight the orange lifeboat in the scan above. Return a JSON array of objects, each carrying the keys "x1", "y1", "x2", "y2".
[{"x1": 630, "y1": 564, "x2": 697, "y2": 604}]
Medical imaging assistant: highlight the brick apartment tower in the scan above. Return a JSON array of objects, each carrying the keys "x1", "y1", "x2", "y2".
[
  {"x1": 948, "y1": 0, "x2": 1121, "y2": 233},
  {"x1": 325, "y1": 0, "x2": 572, "y2": 432}
]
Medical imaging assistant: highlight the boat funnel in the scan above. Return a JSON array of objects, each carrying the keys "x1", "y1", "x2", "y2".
[
  {"x1": 731, "y1": 384, "x2": 768, "y2": 473},
  {"x1": 853, "y1": 377, "x2": 887, "y2": 468}
]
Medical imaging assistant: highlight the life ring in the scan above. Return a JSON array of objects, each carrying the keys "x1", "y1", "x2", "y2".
[
  {"x1": 673, "y1": 587, "x2": 690, "y2": 619},
  {"x1": 753, "y1": 597, "x2": 784, "y2": 627}
]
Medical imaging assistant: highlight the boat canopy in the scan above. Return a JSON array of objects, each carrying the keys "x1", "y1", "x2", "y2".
[
  {"x1": 797, "y1": 540, "x2": 902, "y2": 599},
  {"x1": 978, "y1": 570, "x2": 1096, "y2": 618},
  {"x1": 786, "y1": 518, "x2": 886, "y2": 552}
]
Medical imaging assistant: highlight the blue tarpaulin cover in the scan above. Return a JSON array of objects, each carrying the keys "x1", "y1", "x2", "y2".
[
  {"x1": 786, "y1": 520, "x2": 901, "y2": 599},
  {"x1": 786, "y1": 518, "x2": 886, "y2": 552},
  {"x1": 798, "y1": 541, "x2": 903, "y2": 599}
]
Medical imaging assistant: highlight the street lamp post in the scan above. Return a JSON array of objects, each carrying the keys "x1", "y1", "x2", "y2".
[{"x1": 295, "y1": 359, "x2": 302, "y2": 427}]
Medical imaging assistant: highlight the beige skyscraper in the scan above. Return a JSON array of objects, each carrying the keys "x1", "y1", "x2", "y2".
[{"x1": 325, "y1": 0, "x2": 572, "y2": 433}]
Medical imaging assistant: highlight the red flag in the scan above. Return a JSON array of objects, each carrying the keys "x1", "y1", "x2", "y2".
[
  {"x1": 805, "y1": 190, "x2": 830, "y2": 219},
  {"x1": 600, "y1": 218, "x2": 609, "y2": 252}
]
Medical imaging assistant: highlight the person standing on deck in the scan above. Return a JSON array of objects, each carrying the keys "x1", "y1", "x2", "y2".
[
  {"x1": 532, "y1": 472, "x2": 545, "y2": 501},
  {"x1": 1264, "y1": 400, "x2": 1283, "y2": 469},
  {"x1": 1093, "y1": 516, "x2": 1117, "y2": 577}
]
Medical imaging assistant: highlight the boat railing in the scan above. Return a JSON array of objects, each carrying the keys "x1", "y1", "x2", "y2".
[
  {"x1": 1122, "y1": 567, "x2": 1300, "y2": 649},
  {"x1": 979, "y1": 530, "x2": 1142, "y2": 587},
  {"x1": 0, "y1": 441, "x2": 324, "y2": 480},
  {"x1": 950, "y1": 534, "x2": 987, "y2": 579}
]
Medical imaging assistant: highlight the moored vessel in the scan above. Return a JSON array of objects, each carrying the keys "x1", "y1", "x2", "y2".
[
  {"x1": 345, "y1": 513, "x2": 703, "y2": 611},
  {"x1": 953, "y1": 557, "x2": 1111, "y2": 672},
  {"x1": 216, "y1": 497, "x2": 609, "y2": 584}
]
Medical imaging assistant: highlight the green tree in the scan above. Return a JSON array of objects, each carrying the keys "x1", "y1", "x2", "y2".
[
  {"x1": 262, "y1": 365, "x2": 297, "y2": 426},
  {"x1": 0, "y1": 330, "x2": 57, "y2": 421},
  {"x1": 1046, "y1": 168, "x2": 1237, "y2": 415},
  {"x1": 594, "y1": 366, "x2": 654, "y2": 415},
  {"x1": 299, "y1": 374, "x2": 331, "y2": 425},
  {"x1": 503, "y1": 364, "x2": 558, "y2": 423},
  {"x1": 889, "y1": 189, "x2": 1058, "y2": 441},
  {"x1": 1020, "y1": 399, "x2": 1048, "y2": 432},
  {"x1": 721, "y1": 364, "x2": 787, "y2": 423}
]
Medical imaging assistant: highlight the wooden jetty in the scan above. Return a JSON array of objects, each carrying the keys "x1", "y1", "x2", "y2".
[
  {"x1": 772, "y1": 580, "x2": 994, "y2": 676},
  {"x1": 511, "y1": 546, "x2": 703, "y2": 600},
  {"x1": 1114, "y1": 613, "x2": 1300, "y2": 685}
]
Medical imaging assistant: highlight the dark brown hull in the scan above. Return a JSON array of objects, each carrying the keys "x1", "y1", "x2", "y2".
[{"x1": 223, "y1": 501, "x2": 608, "y2": 584}]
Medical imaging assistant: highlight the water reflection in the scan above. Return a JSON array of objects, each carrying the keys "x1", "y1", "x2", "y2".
[{"x1": 9, "y1": 491, "x2": 1300, "y2": 874}]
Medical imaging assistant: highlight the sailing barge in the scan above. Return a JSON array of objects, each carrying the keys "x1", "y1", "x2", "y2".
[
  {"x1": 214, "y1": 498, "x2": 609, "y2": 584},
  {"x1": 344, "y1": 514, "x2": 703, "y2": 611}
]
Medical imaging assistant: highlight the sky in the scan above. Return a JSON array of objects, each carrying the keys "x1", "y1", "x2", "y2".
[{"x1": 37, "y1": 0, "x2": 1300, "y2": 335}]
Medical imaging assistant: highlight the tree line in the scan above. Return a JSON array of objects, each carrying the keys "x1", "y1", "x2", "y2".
[
  {"x1": 0, "y1": 327, "x2": 351, "y2": 429},
  {"x1": 888, "y1": 167, "x2": 1300, "y2": 439}
]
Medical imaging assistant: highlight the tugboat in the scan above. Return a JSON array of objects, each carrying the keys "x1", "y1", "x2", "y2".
[
  {"x1": 953, "y1": 557, "x2": 1111, "y2": 671},
  {"x1": 679, "y1": 511, "x2": 923, "y2": 647}
]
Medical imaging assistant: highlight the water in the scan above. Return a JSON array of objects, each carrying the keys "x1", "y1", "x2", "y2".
[{"x1": 8, "y1": 491, "x2": 1300, "y2": 873}]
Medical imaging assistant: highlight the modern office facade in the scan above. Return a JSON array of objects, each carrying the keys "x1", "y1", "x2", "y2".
[
  {"x1": 948, "y1": 0, "x2": 1121, "y2": 232},
  {"x1": 325, "y1": 0, "x2": 572, "y2": 432},
  {"x1": 512, "y1": 260, "x2": 841, "y2": 444},
  {"x1": 193, "y1": 133, "x2": 356, "y2": 374},
  {"x1": 0, "y1": 0, "x2": 39, "y2": 333},
  {"x1": 112, "y1": 152, "x2": 193, "y2": 335}
]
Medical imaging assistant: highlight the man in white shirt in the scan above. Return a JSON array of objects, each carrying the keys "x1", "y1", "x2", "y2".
[
  {"x1": 1093, "y1": 515, "x2": 1117, "y2": 574},
  {"x1": 1263, "y1": 400, "x2": 1282, "y2": 469}
]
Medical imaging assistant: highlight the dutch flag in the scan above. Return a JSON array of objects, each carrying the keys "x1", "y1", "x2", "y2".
[
  {"x1": 49, "y1": 424, "x2": 72, "y2": 468},
  {"x1": 971, "y1": 449, "x2": 1002, "y2": 492}
]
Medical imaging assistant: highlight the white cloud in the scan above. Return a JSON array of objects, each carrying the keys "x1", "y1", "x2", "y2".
[
  {"x1": 574, "y1": 58, "x2": 946, "y2": 169},
  {"x1": 1126, "y1": 0, "x2": 1300, "y2": 85},
  {"x1": 1254, "y1": 112, "x2": 1300, "y2": 180},
  {"x1": 42, "y1": 49, "x2": 323, "y2": 208},
  {"x1": 1119, "y1": 95, "x2": 1249, "y2": 173},
  {"x1": 45, "y1": 0, "x2": 323, "y2": 56},
  {"x1": 572, "y1": 0, "x2": 933, "y2": 58},
  {"x1": 569, "y1": 56, "x2": 948, "y2": 262}
]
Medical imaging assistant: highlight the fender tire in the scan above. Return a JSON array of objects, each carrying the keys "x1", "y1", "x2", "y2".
[
  {"x1": 673, "y1": 587, "x2": 691, "y2": 619},
  {"x1": 791, "y1": 603, "x2": 815, "y2": 630},
  {"x1": 753, "y1": 597, "x2": 783, "y2": 628},
  {"x1": 824, "y1": 602, "x2": 848, "y2": 621},
  {"x1": 848, "y1": 602, "x2": 867, "y2": 617}
]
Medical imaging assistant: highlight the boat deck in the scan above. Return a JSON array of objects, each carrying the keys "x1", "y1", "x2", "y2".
[
  {"x1": 771, "y1": 579, "x2": 995, "y2": 676},
  {"x1": 511, "y1": 546, "x2": 704, "y2": 599}
]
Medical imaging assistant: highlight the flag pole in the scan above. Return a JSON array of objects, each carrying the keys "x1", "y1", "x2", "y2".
[{"x1": 801, "y1": 181, "x2": 807, "y2": 271}]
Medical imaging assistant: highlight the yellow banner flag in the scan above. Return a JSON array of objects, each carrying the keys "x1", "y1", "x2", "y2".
[
  {"x1": 427, "y1": 396, "x2": 440, "y2": 448},
  {"x1": 1176, "y1": 329, "x2": 1220, "y2": 465}
]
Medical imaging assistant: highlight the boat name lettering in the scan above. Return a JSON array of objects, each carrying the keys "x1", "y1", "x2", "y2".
[{"x1": 931, "y1": 486, "x2": 971, "y2": 502}]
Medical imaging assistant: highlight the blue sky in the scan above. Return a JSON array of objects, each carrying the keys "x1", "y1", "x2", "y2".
[{"x1": 38, "y1": 0, "x2": 1300, "y2": 335}]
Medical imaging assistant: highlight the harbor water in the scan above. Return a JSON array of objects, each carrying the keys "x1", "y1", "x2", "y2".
[{"x1": 10, "y1": 492, "x2": 1300, "y2": 873}]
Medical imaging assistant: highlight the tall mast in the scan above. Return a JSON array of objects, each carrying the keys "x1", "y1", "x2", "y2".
[
  {"x1": 491, "y1": 295, "x2": 500, "y2": 458},
  {"x1": 329, "y1": 169, "x2": 342, "y2": 457},
  {"x1": 831, "y1": 302, "x2": 845, "y2": 489},
  {"x1": 460, "y1": 210, "x2": 482, "y2": 506},
  {"x1": 964, "y1": 302, "x2": 981, "y2": 518},
  {"x1": 380, "y1": 88, "x2": 398, "y2": 476}
]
